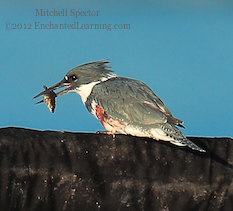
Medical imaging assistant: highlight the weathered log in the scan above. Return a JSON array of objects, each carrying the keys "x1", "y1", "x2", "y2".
[{"x1": 0, "y1": 127, "x2": 232, "y2": 211}]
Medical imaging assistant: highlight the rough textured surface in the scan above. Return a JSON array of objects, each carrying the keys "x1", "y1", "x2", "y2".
[{"x1": 0, "y1": 127, "x2": 232, "y2": 211}]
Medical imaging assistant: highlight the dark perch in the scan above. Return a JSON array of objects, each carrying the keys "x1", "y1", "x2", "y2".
[{"x1": 0, "y1": 127, "x2": 232, "y2": 211}]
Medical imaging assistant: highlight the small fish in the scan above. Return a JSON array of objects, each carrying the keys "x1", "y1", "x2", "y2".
[{"x1": 35, "y1": 85, "x2": 56, "y2": 113}]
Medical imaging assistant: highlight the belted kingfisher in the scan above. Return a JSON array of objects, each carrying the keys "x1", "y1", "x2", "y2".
[{"x1": 34, "y1": 60, "x2": 205, "y2": 152}]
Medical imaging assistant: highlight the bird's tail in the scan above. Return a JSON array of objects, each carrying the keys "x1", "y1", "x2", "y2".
[
  {"x1": 150, "y1": 123, "x2": 205, "y2": 152},
  {"x1": 170, "y1": 137, "x2": 205, "y2": 152}
]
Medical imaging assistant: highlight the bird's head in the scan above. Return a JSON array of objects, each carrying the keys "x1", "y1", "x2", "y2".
[{"x1": 33, "y1": 60, "x2": 116, "y2": 101}]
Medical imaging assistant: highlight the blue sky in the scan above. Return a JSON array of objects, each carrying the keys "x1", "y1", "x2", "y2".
[{"x1": 1, "y1": 1, "x2": 233, "y2": 137}]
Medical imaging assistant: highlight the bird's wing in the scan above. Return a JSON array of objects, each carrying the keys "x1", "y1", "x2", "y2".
[{"x1": 87, "y1": 77, "x2": 183, "y2": 126}]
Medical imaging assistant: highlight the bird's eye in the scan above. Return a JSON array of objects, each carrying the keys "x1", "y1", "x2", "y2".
[{"x1": 72, "y1": 75, "x2": 77, "y2": 80}]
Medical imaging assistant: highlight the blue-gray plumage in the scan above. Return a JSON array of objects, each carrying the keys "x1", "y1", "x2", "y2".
[{"x1": 33, "y1": 60, "x2": 205, "y2": 152}]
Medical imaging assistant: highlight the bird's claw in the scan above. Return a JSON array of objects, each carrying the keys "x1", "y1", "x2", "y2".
[{"x1": 96, "y1": 130, "x2": 115, "y2": 135}]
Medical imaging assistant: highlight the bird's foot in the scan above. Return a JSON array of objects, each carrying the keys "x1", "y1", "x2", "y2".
[{"x1": 96, "y1": 130, "x2": 116, "y2": 135}]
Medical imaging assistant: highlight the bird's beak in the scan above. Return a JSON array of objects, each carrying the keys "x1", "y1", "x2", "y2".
[{"x1": 33, "y1": 78, "x2": 73, "y2": 103}]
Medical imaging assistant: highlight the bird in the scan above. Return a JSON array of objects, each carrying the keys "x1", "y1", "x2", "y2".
[{"x1": 33, "y1": 60, "x2": 205, "y2": 152}]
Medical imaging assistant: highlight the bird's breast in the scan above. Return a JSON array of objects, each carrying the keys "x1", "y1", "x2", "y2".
[{"x1": 74, "y1": 81, "x2": 100, "y2": 104}]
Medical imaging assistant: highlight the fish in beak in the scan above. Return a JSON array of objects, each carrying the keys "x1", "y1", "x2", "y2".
[
  {"x1": 35, "y1": 85, "x2": 56, "y2": 113},
  {"x1": 33, "y1": 77, "x2": 75, "y2": 112}
]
